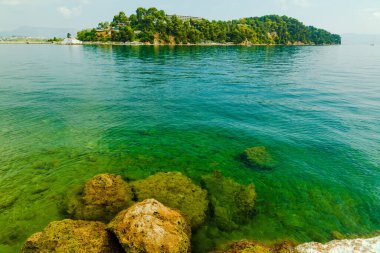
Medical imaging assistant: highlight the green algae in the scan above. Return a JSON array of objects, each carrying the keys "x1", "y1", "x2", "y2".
[
  {"x1": 132, "y1": 172, "x2": 209, "y2": 229},
  {"x1": 241, "y1": 146, "x2": 275, "y2": 170},
  {"x1": 201, "y1": 172, "x2": 256, "y2": 231},
  {"x1": 65, "y1": 174, "x2": 134, "y2": 223},
  {"x1": 0, "y1": 127, "x2": 379, "y2": 252},
  {"x1": 21, "y1": 219, "x2": 123, "y2": 253}
]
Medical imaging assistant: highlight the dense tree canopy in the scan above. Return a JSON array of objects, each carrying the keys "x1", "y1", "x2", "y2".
[{"x1": 77, "y1": 7, "x2": 341, "y2": 45}]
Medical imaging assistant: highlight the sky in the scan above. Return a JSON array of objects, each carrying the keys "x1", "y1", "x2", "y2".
[{"x1": 0, "y1": 0, "x2": 380, "y2": 34}]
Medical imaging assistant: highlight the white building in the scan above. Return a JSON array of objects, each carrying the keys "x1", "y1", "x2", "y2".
[
  {"x1": 166, "y1": 15, "x2": 203, "y2": 22},
  {"x1": 62, "y1": 38, "x2": 83, "y2": 45}
]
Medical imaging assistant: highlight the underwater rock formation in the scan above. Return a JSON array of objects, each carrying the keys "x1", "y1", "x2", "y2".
[
  {"x1": 295, "y1": 236, "x2": 380, "y2": 253},
  {"x1": 66, "y1": 173, "x2": 134, "y2": 222},
  {"x1": 201, "y1": 172, "x2": 256, "y2": 231},
  {"x1": 108, "y1": 199, "x2": 191, "y2": 253},
  {"x1": 241, "y1": 146, "x2": 274, "y2": 169},
  {"x1": 211, "y1": 240, "x2": 296, "y2": 253},
  {"x1": 132, "y1": 172, "x2": 208, "y2": 228},
  {"x1": 21, "y1": 219, "x2": 123, "y2": 253}
]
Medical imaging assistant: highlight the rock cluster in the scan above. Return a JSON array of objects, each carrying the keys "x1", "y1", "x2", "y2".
[
  {"x1": 21, "y1": 171, "x2": 380, "y2": 253},
  {"x1": 24, "y1": 171, "x2": 253, "y2": 252}
]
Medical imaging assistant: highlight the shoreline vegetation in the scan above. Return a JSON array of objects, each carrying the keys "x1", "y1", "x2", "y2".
[
  {"x1": 76, "y1": 7, "x2": 341, "y2": 46},
  {"x1": 0, "y1": 40, "x2": 338, "y2": 46}
]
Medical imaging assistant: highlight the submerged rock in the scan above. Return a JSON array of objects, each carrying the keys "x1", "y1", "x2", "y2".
[
  {"x1": 201, "y1": 172, "x2": 256, "y2": 231},
  {"x1": 212, "y1": 240, "x2": 296, "y2": 253},
  {"x1": 66, "y1": 173, "x2": 134, "y2": 222},
  {"x1": 132, "y1": 172, "x2": 208, "y2": 229},
  {"x1": 22, "y1": 219, "x2": 123, "y2": 253},
  {"x1": 295, "y1": 236, "x2": 380, "y2": 253},
  {"x1": 241, "y1": 146, "x2": 274, "y2": 169},
  {"x1": 108, "y1": 199, "x2": 191, "y2": 253}
]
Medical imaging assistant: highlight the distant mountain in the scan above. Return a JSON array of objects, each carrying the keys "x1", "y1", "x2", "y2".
[
  {"x1": 0, "y1": 26, "x2": 77, "y2": 38},
  {"x1": 342, "y1": 34, "x2": 380, "y2": 45}
]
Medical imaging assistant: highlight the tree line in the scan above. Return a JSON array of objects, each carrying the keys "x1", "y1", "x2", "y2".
[{"x1": 77, "y1": 7, "x2": 341, "y2": 45}]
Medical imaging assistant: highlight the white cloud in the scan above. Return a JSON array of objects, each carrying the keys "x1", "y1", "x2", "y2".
[
  {"x1": 373, "y1": 11, "x2": 380, "y2": 19},
  {"x1": 0, "y1": 0, "x2": 27, "y2": 5},
  {"x1": 293, "y1": 0, "x2": 311, "y2": 7},
  {"x1": 78, "y1": 0, "x2": 91, "y2": 4},
  {"x1": 277, "y1": 0, "x2": 311, "y2": 10},
  {"x1": 57, "y1": 6, "x2": 81, "y2": 19}
]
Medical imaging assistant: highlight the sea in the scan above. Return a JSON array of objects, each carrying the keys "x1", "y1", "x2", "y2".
[{"x1": 0, "y1": 44, "x2": 379, "y2": 252}]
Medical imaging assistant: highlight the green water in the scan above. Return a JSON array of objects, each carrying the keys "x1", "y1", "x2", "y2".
[{"x1": 0, "y1": 45, "x2": 379, "y2": 252}]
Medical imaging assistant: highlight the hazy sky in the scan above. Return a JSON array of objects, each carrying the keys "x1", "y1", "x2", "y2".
[{"x1": 0, "y1": 0, "x2": 380, "y2": 34}]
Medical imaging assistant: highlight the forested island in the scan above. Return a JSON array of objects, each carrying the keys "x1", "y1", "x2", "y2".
[{"x1": 77, "y1": 7, "x2": 341, "y2": 45}]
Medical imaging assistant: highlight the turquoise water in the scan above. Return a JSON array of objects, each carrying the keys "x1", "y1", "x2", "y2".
[{"x1": 0, "y1": 45, "x2": 379, "y2": 252}]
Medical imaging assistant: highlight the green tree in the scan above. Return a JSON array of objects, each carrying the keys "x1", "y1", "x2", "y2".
[{"x1": 76, "y1": 7, "x2": 341, "y2": 45}]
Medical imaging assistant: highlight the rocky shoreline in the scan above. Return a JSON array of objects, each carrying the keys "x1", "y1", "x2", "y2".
[{"x1": 21, "y1": 169, "x2": 380, "y2": 253}]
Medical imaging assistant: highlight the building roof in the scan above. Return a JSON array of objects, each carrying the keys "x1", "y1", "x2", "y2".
[{"x1": 166, "y1": 15, "x2": 204, "y2": 22}]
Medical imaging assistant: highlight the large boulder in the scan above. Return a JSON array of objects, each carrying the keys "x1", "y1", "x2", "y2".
[
  {"x1": 131, "y1": 172, "x2": 208, "y2": 229},
  {"x1": 22, "y1": 219, "x2": 123, "y2": 253},
  {"x1": 295, "y1": 236, "x2": 380, "y2": 253},
  {"x1": 201, "y1": 172, "x2": 256, "y2": 231},
  {"x1": 108, "y1": 199, "x2": 191, "y2": 253},
  {"x1": 66, "y1": 173, "x2": 134, "y2": 222},
  {"x1": 241, "y1": 146, "x2": 274, "y2": 169},
  {"x1": 212, "y1": 240, "x2": 296, "y2": 253}
]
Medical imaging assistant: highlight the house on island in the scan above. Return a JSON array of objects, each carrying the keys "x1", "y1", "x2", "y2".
[
  {"x1": 62, "y1": 38, "x2": 83, "y2": 45},
  {"x1": 166, "y1": 15, "x2": 204, "y2": 22}
]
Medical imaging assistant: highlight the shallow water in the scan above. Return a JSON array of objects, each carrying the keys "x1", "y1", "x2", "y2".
[{"x1": 0, "y1": 44, "x2": 379, "y2": 252}]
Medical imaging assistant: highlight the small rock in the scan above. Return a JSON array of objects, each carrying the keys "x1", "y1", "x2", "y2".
[
  {"x1": 21, "y1": 219, "x2": 123, "y2": 253},
  {"x1": 241, "y1": 146, "x2": 274, "y2": 169},
  {"x1": 108, "y1": 199, "x2": 191, "y2": 253}
]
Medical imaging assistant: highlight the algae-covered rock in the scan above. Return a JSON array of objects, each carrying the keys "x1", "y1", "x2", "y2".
[
  {"x1": 66, "y1": 173, "x2": 134, "y2": 222},
  {"x1": 21, "y1": 219, "x2": 123, "y2": 253},
  {"x1": 201, "y1": 172, "x2": 256, "y2": 231},
  {"x1": 212, "y1": 240, "x2": 296, "y2": 253},
  {"x1": 132, "y1": 172, "x2": 208, "y2": 229},
  {"x1": 108, "y1": 199, "x2": 191, "y2": 253},
  {"x1": 241, "y1": 146, "x2": 274, "y2": 169}
]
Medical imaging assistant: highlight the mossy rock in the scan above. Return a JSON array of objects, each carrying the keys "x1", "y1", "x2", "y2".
[
  {"x1": 241, "y1": 146, "x2": 274, "y2": 170},
  {"x1": 331, "y1": 231, "x2": 345, "y2": 240},
  {"x1": 66, "y1": 173, "x2": 134, "y2": 222},
  {"x1": 201, "y1": 172, "x2": 256, "y2": 231},
  {"x1": 132, "y1": 172, "x2": 208, "y2": 229},
  {"x1": 21, "y1": 219, "x2": 123, "y2": 253},
  {"x1": 212, "y1": 240, "x2": 296, "y2": 253},
  {"x1": 108, "y1": 199, "x2": 191, "y2": 253}
]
